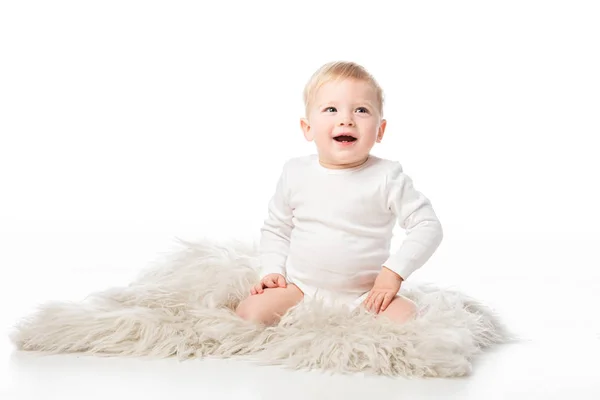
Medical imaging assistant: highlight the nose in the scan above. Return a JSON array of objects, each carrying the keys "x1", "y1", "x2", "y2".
[{"x1": 337, "y1": 114, "x2": 355, "y2": 127}]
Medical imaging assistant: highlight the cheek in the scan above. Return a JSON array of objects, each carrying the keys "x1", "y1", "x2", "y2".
[
  {"x1": 311, "y1": 121, "x2": 333, "y2": 140},
  {"x1": 360, "y1": 121, "x2": 380, "y2": 136},
  {"x1": 312, "y1": 118, "x2": 331, "y2": 130},
  {"x1": 315, "y1": 135, "x2": 331, "y2": 147}
]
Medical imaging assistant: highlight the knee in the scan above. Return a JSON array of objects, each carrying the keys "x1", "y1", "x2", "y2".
[
  {"x1": 404, "y1": 298, "x2": 418, "y2": 319},
  {"x1": 235, "y1": 299, "x2": 270, "y2": 325},
  {"x1": 401, "y1": 298, "x2": 418, "y2": 322},
  {"x1": 399, "y1": 297, "x2": 417, "y2": 320},
  {"x1": 235, "y1": 300, "x2": 256, "y2": 321},
  {"x1": 382, "y1": 296, "x2": 418, "y2": 324}
]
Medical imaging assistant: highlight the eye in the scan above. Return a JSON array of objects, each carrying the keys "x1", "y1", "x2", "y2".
[
  {"x1": 355, "y1": 107, "x2": 369, "y2": 113},
  {"x1": 323, "y1": 106, "x2": 337, "y2": 112}
]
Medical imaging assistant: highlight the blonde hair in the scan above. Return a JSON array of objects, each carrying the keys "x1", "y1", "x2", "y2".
[{"x1": 303, "y1": 61, "x2": 384, "y2": 117}]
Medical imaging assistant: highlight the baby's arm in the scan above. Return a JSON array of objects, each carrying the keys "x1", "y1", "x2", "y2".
[
  {"x1": 382, "y1": 163, "x2": 444, "y2": 281},
  {"x1": 258, "y1": 161, "x2": 294, "y2": 278}
]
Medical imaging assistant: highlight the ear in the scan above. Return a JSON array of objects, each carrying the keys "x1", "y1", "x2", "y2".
[
  {"x1": 300, "y1": 118, "x2": 313, "y2": 141},
  {"x1": 376, "y1": 119, "x2": 387, "y2": 143}
]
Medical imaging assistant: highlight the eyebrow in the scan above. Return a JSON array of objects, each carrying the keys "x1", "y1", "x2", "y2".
[{"x1": 317, "y1": 101, "x2": 376, "y2": 109}]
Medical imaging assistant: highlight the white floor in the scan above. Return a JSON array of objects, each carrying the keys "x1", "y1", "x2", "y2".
[{"x1": 2, "y1": 227, "x2": 600, "y2": 399}]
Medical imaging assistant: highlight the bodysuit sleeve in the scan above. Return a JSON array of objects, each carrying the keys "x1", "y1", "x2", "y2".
[
  {"x1": 382, "y1": 163, "x2": 444, "y2": 280},
  {"x1": 258, "y1": 160, "x2": 294, "y2": 278}
]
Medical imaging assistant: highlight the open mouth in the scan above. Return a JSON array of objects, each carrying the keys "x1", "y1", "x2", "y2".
[{"x1": 333, "y1": 135, "x2": 357, "y2": 143}]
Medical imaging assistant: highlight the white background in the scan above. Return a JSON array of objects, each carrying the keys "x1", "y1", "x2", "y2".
[{"x1": 1, "y1": 1, "x2": 599, "y2": 399}]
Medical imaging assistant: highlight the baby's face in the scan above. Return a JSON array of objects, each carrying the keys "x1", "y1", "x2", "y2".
[{"x1": 301, "y1": 78, "x2": 386, "y2": 169}]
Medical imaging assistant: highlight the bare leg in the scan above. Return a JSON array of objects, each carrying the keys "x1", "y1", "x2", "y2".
[
  {"x1": 235, "y1": 284, "x2": 304, "y2": 326},
  {"x1": 378, "y1": 295, "x2": 417, "y2": 324}
]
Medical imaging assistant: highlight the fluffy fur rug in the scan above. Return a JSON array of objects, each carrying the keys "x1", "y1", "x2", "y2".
[{"x1": 10, "y1": 238, "x2": 512, "y2": 377}]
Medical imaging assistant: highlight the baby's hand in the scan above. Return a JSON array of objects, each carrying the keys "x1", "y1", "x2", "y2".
[
  {"x1": 363, "y1": 267, "x2": 403, "y2": 314},
  {"x1": 250, "y1": 273, "x2": 287, "y2": 295}
]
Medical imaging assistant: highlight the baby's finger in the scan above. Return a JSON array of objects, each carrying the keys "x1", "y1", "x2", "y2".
[
  {"x1": 255, "y1": 283, "x2": 264, "y2": 294},
  {"x1": 263, "y1": 278, "x2": 279, "y2": 288},
  {"x1": 362, "y1": 292, "x2": 373, "y2": 310},
  {"x1": 363, "y1": 291, "x2": 373, "y2": 307},
  {"x1": 276, "y1": 275, "x2": 287, "y2": 288},
  {"x1": 368, "y1": 293, "x2": 380, "y2": 313},
  {"x1": 380, "y1": 293, "x2": 394, "y2": 311},
  {"x1": 374, "y1": 292, "x2": 385, "y2": 314}
]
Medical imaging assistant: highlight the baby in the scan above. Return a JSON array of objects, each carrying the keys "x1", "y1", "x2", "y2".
[{"x1": 236, "y1": 61, "x2": 444, "y2": 326}]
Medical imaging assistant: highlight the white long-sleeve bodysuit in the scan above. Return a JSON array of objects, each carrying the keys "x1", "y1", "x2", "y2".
[{"x1": 259, "y1": 154, "x2": 443, "y2": 309}]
